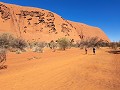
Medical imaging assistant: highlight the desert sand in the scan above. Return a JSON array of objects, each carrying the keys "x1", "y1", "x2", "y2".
[{"x1": 0, "y1": 48, "x2": 120, "y2": 90}]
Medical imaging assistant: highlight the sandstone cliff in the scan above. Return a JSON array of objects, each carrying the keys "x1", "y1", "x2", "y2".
[{"x1": 0, "y1": 2, "x2": 110, "y2": 42}]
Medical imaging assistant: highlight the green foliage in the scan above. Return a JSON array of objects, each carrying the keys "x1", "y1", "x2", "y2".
[{"x1": 57, "y1": 38, "x2": 70, "y2": 50}]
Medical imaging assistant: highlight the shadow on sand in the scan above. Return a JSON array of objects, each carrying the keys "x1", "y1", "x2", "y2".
[
  {"x1": 82, "y1": 53, "x2": 95, "y2": 55},
  {"x1": 106, "y1": 50, "x2": 120, "y2": 54}
]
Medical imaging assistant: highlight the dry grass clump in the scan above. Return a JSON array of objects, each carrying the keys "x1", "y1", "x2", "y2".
[
  {"x1": 29, "y1": 41, "x2": 46, "y2": 53},
  {"x1": 0, "y1": 33, "x2": 14, "y2": 49},
  {"x1": 0, "y1": 33, "x2": 27, "y2": 53}
]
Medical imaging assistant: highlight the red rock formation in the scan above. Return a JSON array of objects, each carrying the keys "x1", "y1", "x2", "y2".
[{"x1": 0, "y1": 2, "x2": 110, "y2": 42}]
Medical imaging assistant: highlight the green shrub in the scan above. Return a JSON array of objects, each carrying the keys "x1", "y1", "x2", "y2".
[{"x1": 57, "y1": 38, "x2": 70, "y2": 50}]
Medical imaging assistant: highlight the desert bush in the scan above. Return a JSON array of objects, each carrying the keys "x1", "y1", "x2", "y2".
[
  {"x1": 78, "y1": 37, "x2": 109, "y2": 48},
  {"x1": 49, "y1": 40, "x2": 58, "y2": 52},
  {"x1": 87, "y1": 37, "x2": 99, "y2": 47},
  {"x1": 31, "y1": 41, "x2": 46, "y2": 53},
  {"x1": 0, "y1": 33, "x2": 27, "y2": 52},
  {"x1": 96, "y1": 39, "x2": 109, "y2": 47},
  {"x1": 0, "y1": 33, "x2": 14, "y2": 49},
  {"x1": 75, "y1": 40, "x2": 81, "y2": 48},
  {"x1": 78, "y1": 37, "x2": 97, "y2": 48},
  {"x1": 69, "y1": 39, "x2": 75, "y2": 48},
  {"x1": 11, "y1": 38, "x2": 27, "y2": 51},
  {"x1": 109, "y1": 42, "x2": 119, "y2": 50},
  {"x1": 57, "y1": 38, "x2": 70, "y2": 50},
  {"x1": 49, "y1": 40, "x2": 56, "y2": 49}
]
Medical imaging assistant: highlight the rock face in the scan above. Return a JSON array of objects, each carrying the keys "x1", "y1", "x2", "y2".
[{"x1": 0, "y1": 2, "x2": 110, "y2": 42}]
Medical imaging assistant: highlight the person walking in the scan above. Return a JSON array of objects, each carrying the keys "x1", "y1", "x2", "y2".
[
  {"x1": 93, "y1": 47, "x2": 96, "y2": 55},
  {"x1": 85, "y1": 47, "x2": 87, "y2": 54}
]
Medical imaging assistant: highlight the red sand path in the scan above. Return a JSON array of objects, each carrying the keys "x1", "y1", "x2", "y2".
[{"x1": 0, "y1": 48, "x2": 120, "y2": 90}]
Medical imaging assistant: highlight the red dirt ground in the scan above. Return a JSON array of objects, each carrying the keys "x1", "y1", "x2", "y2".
[{"x1": 0, "y1": 48, "x2": 120, "y2": 90}]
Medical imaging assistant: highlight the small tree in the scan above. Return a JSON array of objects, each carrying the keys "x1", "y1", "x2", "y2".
[{"x1": 57, "y1": 38, "x2": 70, "y2": 50}]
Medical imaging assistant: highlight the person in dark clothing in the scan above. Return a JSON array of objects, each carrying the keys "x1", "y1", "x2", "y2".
[
  {"x1": 85, "y1": 47, "x2": 87, "y2": 54},
  {"x1": 93, "y1": 47, "x2": 96, "y2": 55}
]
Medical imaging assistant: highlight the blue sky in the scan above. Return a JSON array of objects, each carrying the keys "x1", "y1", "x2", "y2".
[{"x1": 0, "y1": 0, "x2": 120, "y2": 41}]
